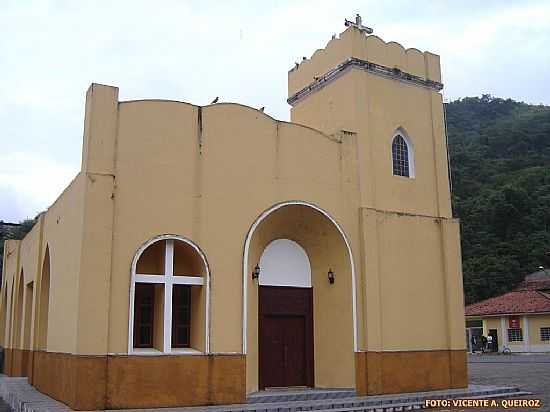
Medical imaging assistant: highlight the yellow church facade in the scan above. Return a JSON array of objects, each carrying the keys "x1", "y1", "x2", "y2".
[{"x1": 1, "y1": 24, "x2": 467, "y2": 410}]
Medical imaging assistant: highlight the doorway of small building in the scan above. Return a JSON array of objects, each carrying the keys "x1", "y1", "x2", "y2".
[
  {"x1": 244, "y1": 202, "x2": 357, "y2": 394},
  {"x1": 488, "y1": 329, "x2": 498, "y2": 352},
  {"x1": 466, "y1": 319, "x2": 483, "y2": 352}
]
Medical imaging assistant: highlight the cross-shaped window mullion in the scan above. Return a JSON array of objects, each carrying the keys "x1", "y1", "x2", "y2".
[{"x1": 163, "y1": 239, "x2": 175, "y2": 352}]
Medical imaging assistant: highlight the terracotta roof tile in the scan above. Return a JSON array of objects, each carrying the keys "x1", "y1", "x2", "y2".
[{"x1": 465, "y1": 290, "x2": 550, "y2": 316}]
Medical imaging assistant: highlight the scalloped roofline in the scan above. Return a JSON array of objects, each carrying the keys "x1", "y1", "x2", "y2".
[
  {"x1": 119, "y1": 100, "x2": 338, "y2": 143},
  {"x1": 289, "y1": 28, "x2": 438, "y2": 72}
]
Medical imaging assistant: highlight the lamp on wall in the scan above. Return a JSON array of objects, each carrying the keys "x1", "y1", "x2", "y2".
[
  {"x1": 252, "y1": 264, "x2": 260, "y2": 280},
  {"x1": 328, "y1": 268, "x2": 335, "y2": 284}
]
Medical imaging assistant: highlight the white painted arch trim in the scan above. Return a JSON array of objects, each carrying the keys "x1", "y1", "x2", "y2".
[
  {"x1": 391, "y1": 127, "x2": 415, "y2": 178},
  {"x1": 242, "y1": 200, "x2": 358, "y2": 354},
  {"x1": 128, "y1": 234, "x2": 211, "y2": 355}
]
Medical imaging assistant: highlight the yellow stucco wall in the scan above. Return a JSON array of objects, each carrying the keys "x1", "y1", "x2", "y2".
[
  {"x1": 1, "y1": 171, "x2": 87, "y2": 354},
  {"x1": 361, "y1": 209, "x2": 464, "y2": 351},
  {"x1": 106, "y1": 99, "x2": 361, "y2": 355},
  {"x1": 37, "y1": 174, "x2": 86, "y2": 353},
  {"x1": 290, "y1": 62, "x2": 451, "y2": 219}
]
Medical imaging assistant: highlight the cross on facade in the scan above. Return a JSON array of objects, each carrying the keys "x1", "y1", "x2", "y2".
[{"x1": 345, "y1": 14, "x2": 373, "y2": 34}]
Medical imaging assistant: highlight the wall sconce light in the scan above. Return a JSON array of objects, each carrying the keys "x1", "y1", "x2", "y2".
[
  {"x1": 328, "y1": 268, "x2": 335, "y2": 284},
  {"x1": 252, "y1": 264, "x2": 260, "y2": 280}
]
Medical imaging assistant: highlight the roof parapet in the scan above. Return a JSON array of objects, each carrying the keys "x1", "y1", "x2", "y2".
[{"x1": 288, "y1": 26, "x2": 442, "y2": 99}]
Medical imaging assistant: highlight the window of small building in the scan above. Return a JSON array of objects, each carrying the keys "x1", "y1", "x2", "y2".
[
  {"x1": 541, "y1": 327, "x2": 550, "y2": 341},
  {"x1": 130, "y1": 236, "x2": 208, "y2": 353},
  {"x1": 391, "y1": 133, "x2": 414, "y2": 178},
  {"x1": 507, "y1": 328, "x2": 523, "y2": 342}
]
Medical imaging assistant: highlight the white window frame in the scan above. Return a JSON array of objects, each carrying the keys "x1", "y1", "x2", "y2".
[
  {"x1": 128, "y1": 234, "x2": 210, "y2": 355},
  {"x1": 390, "y1": 128, "x2": 415, "y2": 178},
  {"x1": 507, "y1": 327, "x2": 523, "y2": 342}
]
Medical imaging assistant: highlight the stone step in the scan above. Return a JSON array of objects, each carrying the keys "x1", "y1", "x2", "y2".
[
  {"x1": 313, "y1": 391, "x2": 532, "y2": 412},
  {"x1": 226, "y1": 386, "x2": 526, "y2": 412},
  {"x1": 0, "y1": 376, "x2": 530, "y2": 412},
  {"x1": 169, "y1": 386, "x2": 527, "y2": 412},
  {"x1": 247, "y1": 389, "x2": 356, "y2": 403}
]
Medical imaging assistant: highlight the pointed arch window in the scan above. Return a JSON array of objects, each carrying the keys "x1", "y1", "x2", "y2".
[{"x1": 391, "y1": 132, "x2": 414, "y2": 178}]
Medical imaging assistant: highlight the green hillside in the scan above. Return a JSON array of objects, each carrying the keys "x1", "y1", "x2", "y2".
[{"x1": 446, "y1": 95, "x2": 550, "y2": 304}]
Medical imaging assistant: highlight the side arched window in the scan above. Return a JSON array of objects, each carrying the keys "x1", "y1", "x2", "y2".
[
  {"x1": 392, "y1": 134, "x2": 413, "y2": 177},
  {"x1": 129, "y1": 236, "x2": 209, "y2": 354}
]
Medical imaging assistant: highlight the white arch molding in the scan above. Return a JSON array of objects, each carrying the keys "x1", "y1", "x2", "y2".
[
  {"x1": 259, "y1": 239, "x2": 312, "y2": 287},
  {"x1": 242, "y1": 200, "x2": 358, "y2": 354},
  {"x1": 127, "y1": 234, "x2": 211, "y2": 354}
]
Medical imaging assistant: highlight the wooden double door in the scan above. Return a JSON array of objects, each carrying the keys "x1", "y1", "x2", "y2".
[{"x1": 259, "y1": 286, "x2": 314, "y2": 389}]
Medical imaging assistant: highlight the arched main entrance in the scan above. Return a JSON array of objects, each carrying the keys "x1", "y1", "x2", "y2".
[{"x1": 243, "y1": 201, "x2": 357, "y2": 393}]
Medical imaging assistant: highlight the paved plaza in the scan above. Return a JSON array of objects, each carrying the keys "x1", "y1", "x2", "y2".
[{"x1": 466, "y1": 354, "x2": 550, "y2": 411}]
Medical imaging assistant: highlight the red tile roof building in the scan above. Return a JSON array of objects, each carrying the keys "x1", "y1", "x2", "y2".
[
  {"x1": 465, "y1": 278, "x2": 550, "y2": 316},
  {"x1": 465, "y1": 271, "x2": 550, "y2": 353}
]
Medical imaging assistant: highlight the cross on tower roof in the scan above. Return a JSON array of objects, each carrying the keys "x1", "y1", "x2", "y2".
[{"x1": 344, "y1": 14, "x2": 373, "y2": 34}]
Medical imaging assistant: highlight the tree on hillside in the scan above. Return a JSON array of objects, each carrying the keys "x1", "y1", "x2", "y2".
[
  {"x1": 0, "y1": 219, "x2": 36, "y2": 283},
  {"x1": 446, "y1": 95, "x2": 550, "y2": 304}
]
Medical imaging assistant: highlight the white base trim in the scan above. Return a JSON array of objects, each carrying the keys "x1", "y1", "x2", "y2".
[{"x1": 526, "y1": 344, "x2": 550, "y2": 352}]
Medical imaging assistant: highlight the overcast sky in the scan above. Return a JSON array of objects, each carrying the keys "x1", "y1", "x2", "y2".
[{"x1": 1, "y1": 0, "x2": 549, "y2": 222}]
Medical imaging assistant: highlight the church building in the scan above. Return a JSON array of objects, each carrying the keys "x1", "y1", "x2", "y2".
[{"x1": 1, "y1": 19, "x2": 467, "y2": 410}]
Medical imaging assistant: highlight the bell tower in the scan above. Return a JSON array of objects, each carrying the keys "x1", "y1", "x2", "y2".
[
  {"x1": 288, "y1": 17, "x2": 467, "y2": 394},
  {"x1": 287, "y1": 17, "x2": 451, "y2": 219}
]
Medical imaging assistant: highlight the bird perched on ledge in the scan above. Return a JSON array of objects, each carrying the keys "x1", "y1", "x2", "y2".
[{"x1": 211, "y1": 97, "x2": 219, "y2": 104}]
